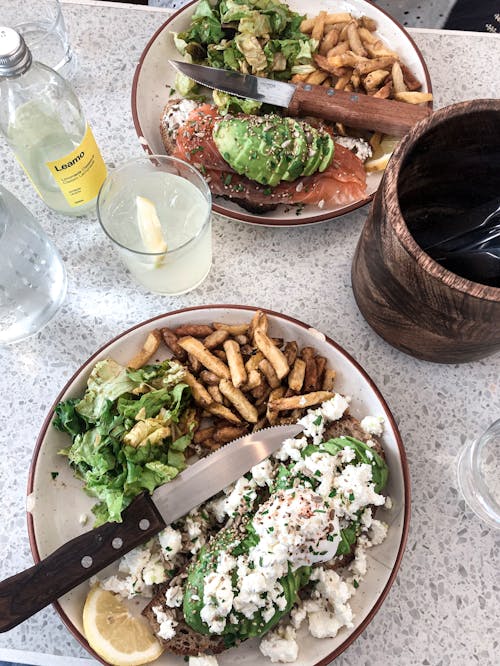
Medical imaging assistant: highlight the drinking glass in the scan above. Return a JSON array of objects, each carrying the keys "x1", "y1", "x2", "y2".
[
  {"x1": 0, "y1": 0, "x2": 76, "y2": 78},
  {"x1": 0, "y1": 186, "x2": 67, "y2": 345},
  {"x1": 97, "y1": 155, "x2": 212, "y2": 296},
  {"x1": 457, "y1": 419, "x2": 500, "y2": 530}
]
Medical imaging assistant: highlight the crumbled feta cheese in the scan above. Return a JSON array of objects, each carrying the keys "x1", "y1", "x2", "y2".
[
  {"x1": 334, "y1": 463, "x2": 386, "y2": 517},
  {"x1": 165, "y1": 585, "x2": 183, "y2": 608},
  {"x1": 368, "y1": 519, "x2": 388, "y2": 546},
  {"x1": 321, "y1": 394, "x2": 351, "y2": 421},
  {"x1": 360, "y1": 415, "x2": 384, "y2": 437},
  {"x1": 200, "y1": 572, "x2": 234, "y2": 633},
  {"x1": 152, "y1": 606, "x2": 177, "y2": 640},
  {"x1": 274, "y1": 437, "x2": 307, "y2": 462},
  {"x1": 260, "y1": 625, "x2": 298, "y2": 663},
  {"x1": 223, "y1": 477, "x2": 257, "y2": 517},
  {"x1": 385, "y1": 496, "x2": 393, "y2": 510},
  {"x1": 335, "y1": 136, "x2": 373, "y2": 162},
  {"x1": 217, "y1": 550, "x2": 237, "y2": 575},
  {"x1": 158, "y1": 526, "x2": 182, "y2": 560},
  {"x1": 251, "y1": 459, "x2": 274, "y2": 486},
  {"x1": 349, "y1": 547, "x2": 368, "y2": 578}
]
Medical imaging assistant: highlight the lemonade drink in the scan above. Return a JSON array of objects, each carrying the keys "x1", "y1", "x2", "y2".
[{"x1": 97, "y1": 158, "x2": 212, "y2": 295}]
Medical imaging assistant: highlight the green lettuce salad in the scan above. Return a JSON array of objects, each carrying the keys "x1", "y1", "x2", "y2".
[
  {"x1": 54, "y1": 358, "x2": 195, "y2": 526},
  {"x1": 173, "y1": 0, "x2": 317, "y2": 108}
]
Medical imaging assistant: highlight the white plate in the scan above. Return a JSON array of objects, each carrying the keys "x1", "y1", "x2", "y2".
[
  {"x1": 132, "y1": 0, "x2": 431, "y2": 226},
  {"x1": 28, "y1": 305, "x2": 410, "y2": 665}
]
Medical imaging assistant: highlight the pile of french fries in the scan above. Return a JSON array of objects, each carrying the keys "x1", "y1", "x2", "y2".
[
  {"x1": 127, "y1": 311, "x2": 336, "y2": 452},
  {"x1": 297, "y1": 11, "x2": 433, "y2": 104}
]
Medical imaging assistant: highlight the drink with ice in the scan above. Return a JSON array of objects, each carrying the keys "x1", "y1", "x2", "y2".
[{"x1": 97, "y1": 156, "x2": 212, "y2": 295}]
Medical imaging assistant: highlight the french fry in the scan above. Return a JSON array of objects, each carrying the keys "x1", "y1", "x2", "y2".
[
  {"x1": 391, "y1": 61, "x2": 407, "y2": 94},
  {"x1": 234, "y1": 334, "x2": 249, "y2": 345},
  {"x1": 193, "y1": 426, "x2": 216, "y2": 445},
  {"x1": 335, "y1": 74, "x2": 352, "y2": 90},
  {"x1": 188, "y1": 353, "x2": 202, "y2": 375},
  {"x1": 212, "y1": 349, "x2": 227, "y2": 362},
  {"x1": 322, "y1": 368, "x2": 336, "y2": 391},
  {"x1": 267, "y1": 387, "x2": 286, "y2": 426},
  {"x1": 326, "y1": 41, "x2": 350, "y2": 57},
  {"x1": 199, "y1": 370, "x2": 221, "y2": 386},
  {"x1": 347, "y1": 22, "x2": 367, "y2": 57},
  {"x1": 242, "y1": 369, "x2": 262, "y2": 391},
  {"x1": 315, "y1": 356, "x2": 327, "y2": 389},
  {"x1": 288, "y1": 358, "x2": 306, "y2": 392},
  {"x1": 364, "y1": 69, "x2": 390, "y2": 91},
  {"x1": 249, "y1": 310, "x2": 268, "y2": 340},
  {"x1": 394, "y1": 91, "x2": 433, "y2": 104},
  {"x1": 328, "y1": 51, "x2": 366, "y2": 69},
  {"x1": 269, "y1": 390, "x2": 334, "y2": 412},
  {"x1": 283, "y1": 341, "x2": 298, "y2": 367},
  {"x1": 213, "y1": 322, "x2": 249, "y2": 336},
  {"x1": 182, "y1": 370, "x2": 213, "y2": 407},
  {"x1": 319, "y1": 29, "x2": 339, "y2": 56},
  {"x1": 174, "y1": 324, "x2": 213, "y2": 337},
  {"x1": 365, "y1": 41, "x2": 398, "y2": 59},
  {"x1": 178, "y1": 336, "x2": 231, "y2": 379},
  {"x1": 204, "y1": 329, "x2": 229, "y2": 349},
  {"x1": 160, "y1": 327, "x2": 187, "y2": 362},
  {"x1": 302, "y1": 347, "x2": 318, "y2": 392},
  {"x1": 373, "y1": 80, "x2": 392, "y2": 98},
  {"x1": 127, "y1": 330, "x2": 161, "y2": 369},
  {"x1": 213, "y1": 425, "x2": 248, "y2": 444},
  {"x1": 205, "y1": 401, "x2": 241, "y2": 424},
  {"x1": 219, "y1": 379, "x2": 258, "y2": 423},
  {"x1": 359, "y1": 15, "x2": 377, "y2": 31},
  {"x1": 207, "y1": 384, "x2": 225, "y2": 404},
  {"x1": 254, "y1": 329, "x2": 289, "y2": 380},
  {"x1": 311, "y1": 11, "x2": 326, "y2": 42},
  {"x1": 224, "y1": 339, "x2": 247, "y2": 388},
  {"x1": 306, "y1": 69, "x2": 329, "y2": 85},
  {"x1": 258, "y1": 358, "x2": 281, "y2": 389},
  {"x1": 355, "y1": 55, "x2": 395, "y2": 75},
  {"x1": 400, "y1": 63, "x2": 423, "y2": 91},
  {"x1": 245, "y1": 351, "x2": 264, "y2": 372}
]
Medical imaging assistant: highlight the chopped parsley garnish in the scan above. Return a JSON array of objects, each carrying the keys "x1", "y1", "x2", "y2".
[
  {"x1": 353, "y1": 579, "x2": 359, "y2": 588},
  {"x1": 313, "y1": 415, "x2": 323, "y2": 426}
]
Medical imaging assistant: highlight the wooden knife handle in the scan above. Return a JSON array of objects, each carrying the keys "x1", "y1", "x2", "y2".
[
  {"x1": 288, "y1": 82, "x2": 431, "y2": 136},
  {"x1": 0, "y1": 493, "x2": 165, "y2": 632}
]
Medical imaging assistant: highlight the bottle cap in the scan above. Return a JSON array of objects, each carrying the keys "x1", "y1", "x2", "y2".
[{"x1": 0, "y1": 27, "x2": 32, "y2": 77}]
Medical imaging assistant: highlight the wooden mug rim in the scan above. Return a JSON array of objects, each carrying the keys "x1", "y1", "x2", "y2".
[{"x1": 382, "y1": 98, "x2": 500, "y2": 302}]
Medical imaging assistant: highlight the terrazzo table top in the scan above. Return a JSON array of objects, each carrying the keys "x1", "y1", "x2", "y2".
[{"x1": 0, "y1": 1, "x2": 499, "y2": 664}]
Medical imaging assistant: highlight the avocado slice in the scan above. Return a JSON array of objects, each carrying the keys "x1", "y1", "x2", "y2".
[
  {"x1": 281, "y1": 118, "x2": 308, "y2": 182},
  {"x1": 301, "y1": 124, "x2": 324, "y2": 177},
  {"x1": 318, "y1": 130, "x2": 335, "y2": 172}
]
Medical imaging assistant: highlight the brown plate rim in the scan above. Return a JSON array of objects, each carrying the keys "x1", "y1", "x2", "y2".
[
  {"x1": 27, "y1": 304, "x2": 411, "y2": 665},
  {"x1": 131, "y1": 0, "x2": 433, "y2": 227}
]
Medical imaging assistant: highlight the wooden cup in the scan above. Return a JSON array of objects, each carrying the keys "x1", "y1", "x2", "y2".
[{"x1": 352, "y1": 99, "x2": 500, "y2": 363}]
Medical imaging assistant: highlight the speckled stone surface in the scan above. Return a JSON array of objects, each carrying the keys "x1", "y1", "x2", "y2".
[{"x1": 0, "y1": 2, "x2": 499, "y2": 664}]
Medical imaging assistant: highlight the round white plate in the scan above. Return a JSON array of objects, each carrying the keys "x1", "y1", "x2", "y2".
[
  {"x1": 28, "y1": 305, "x2": 410, "y2": 665},
  {"x1": 132, "y1": 0, "x2": 432, "y2": 226}
]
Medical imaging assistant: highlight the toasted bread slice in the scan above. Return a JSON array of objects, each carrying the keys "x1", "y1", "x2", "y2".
[{"x1": 160, "y1": 98, "x2": 198, "y2": 155}]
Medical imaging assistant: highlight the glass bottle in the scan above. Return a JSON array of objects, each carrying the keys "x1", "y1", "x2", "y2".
[
  {"x1": 0, "y1": 185, "x2": 67, "y2": 344},
  {"x1": 0, "y1": 26, "x2": 107, "y2": 216}
]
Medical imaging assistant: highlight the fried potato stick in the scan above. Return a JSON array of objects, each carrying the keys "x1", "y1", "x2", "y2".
[
  {"x1": 178, "y1": 336, "x2": 231, "y2": 379},
  {"x1": 269, "y1": 390, "x2": 334, "y2": 412},
  {"x1": 127, "y1": 330, "x2": 161, "y2": 369},
  {"x1": 224, "y1": 339, "x2": 247, "y2": 388},
  {"x1": 254, "y1": 329, "x2": 289, "y2": 380},
  {"x1": 219, "y1": 379, "x2": 258, "y2": 423}
]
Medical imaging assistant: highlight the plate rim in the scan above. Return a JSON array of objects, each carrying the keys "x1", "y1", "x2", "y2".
[
  {"x1": 26, "y1": 304, "x2": 411, "y2": 666},
  {"x1": 131, "y1": 0, "x2": 433, "y2": 227}
]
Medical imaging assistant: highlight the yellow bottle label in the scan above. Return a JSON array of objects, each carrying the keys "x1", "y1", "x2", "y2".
[{"x1": 46, "y1": 125, "x2": 107, "y2": 207}]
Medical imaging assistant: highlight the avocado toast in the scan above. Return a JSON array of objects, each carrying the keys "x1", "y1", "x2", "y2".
[{"x1": 140, "y1": 406, "x2": 390, "y2": 662}]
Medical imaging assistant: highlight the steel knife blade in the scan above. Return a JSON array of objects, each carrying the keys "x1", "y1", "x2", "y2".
[
  {"x1": 0, "y1": 424, "x2": 302, "y2": 632},
  {"x1": 170, "y1": 60, "x2": 431, "y2": 137}
]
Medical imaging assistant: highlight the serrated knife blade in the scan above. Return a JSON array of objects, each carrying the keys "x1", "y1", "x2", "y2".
[
  {"x1": 0, "y1": 424, "x2": 302, "y2": 632},
  {"x1": 169, "y1": 60, "x2": 431, "y2": 136}
]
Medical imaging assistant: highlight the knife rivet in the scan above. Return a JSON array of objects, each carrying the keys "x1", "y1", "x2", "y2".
[
  {"x1": 351, "y1": 94, "x2": 359, "y2": 102},
  {"x1": 139, "y1": 519, "x2": 150, "y2": 531},
  {"x1": 327, "y1": 88, "x2": 335, "y2": 96},
  {"x1": 81, "y1": 556, "x2": 93, "y2": 569},
  {"x1": 304, "y1": 84, "x2": 312, "y2": 92},
  {"x1": 112, "y1": 537, "x2": 123, "y2": 550}
]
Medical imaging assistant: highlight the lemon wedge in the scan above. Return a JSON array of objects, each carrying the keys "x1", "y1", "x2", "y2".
[
  {"x1": 83, "y1": 586, "x2": 163, "y2": 666},
  {"x1": 365, "y1": 135, "x2": 400, "y2": 173},
  {"x1": 136, "y1": 195, "x2": 167, "y2": 267}
]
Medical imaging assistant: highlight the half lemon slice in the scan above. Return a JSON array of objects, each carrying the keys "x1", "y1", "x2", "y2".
[
  {"x1": 83, "y1": 586, "x2": 163, "y2": 666},
  {"x1": 365, "y1": 135, "x2": 400, "y2": 173},
  {"x1": 136, "y1": 195, "x2": 168, "y2": 267}
]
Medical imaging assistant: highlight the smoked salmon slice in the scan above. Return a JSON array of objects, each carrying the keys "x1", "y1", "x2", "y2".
[{"x1": 173, "y1": 104, "x2": 367, "y2": 207}]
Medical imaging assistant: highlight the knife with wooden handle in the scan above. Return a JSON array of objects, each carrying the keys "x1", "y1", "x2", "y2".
[
  {"x1": 170, "y1": 60, "x2": 431, "y2": 137},
  {"x1": 0, "y1": 424, "x2": 301, "y2": 632}
]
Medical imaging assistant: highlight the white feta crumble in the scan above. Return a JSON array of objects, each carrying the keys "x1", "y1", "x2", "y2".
[
  {"x1": 334, "y1": 463, "x2": 386, "y2": 517},
  {"x1": 200, "y1": 572, "x2": 234, "y2": 633},
  {"x1": 368, "y1": 519, "x2": 389, "y2": 546},
  {"x1": 385, "y1": 496, "x2": 393, "y2": 510},
  {"x1": 223, "y1": 477, "x2": 257, "y2": 517},
  {"x1": 360, "y1": 415, "x2": 385, "y2": 437},
  {"x1": 321, "y1": 394, "x2": 351, "y2": 422},
  {"x1": 251, "y1": 458, "x2": 274, "y2": 486},
  {"x1": 335, "y1": 136, "x2": 373, "y2": 162},
  {"x1": 152, "y1": 605, "x2": 177, "y2": 640},
  {"x1": 165, "y1": 585, "x2": 183, "y2": 608},
  {"x1": 350, "y1": 546, "x2": 368, "y2": 578},
  {"x1": 189, "y1": 657, "x2": 219, "y2": 666},
  {"x1": 158, "y1": 526, "x2": 182, "y2": 560},
  {"x1": 259, "y1": 625, "x2": 298, "y2": 663},
  {"x1": 307, "y1": 568, "x2": 354, "y2": 638},
  {"x1": 273, "y1": 437, "x2": 307, "y2": 462}
]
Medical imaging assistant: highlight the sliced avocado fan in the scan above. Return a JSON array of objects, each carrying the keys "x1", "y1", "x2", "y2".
[{"x1": 213, "y1": 114, "x2": 335, "y2": 187}]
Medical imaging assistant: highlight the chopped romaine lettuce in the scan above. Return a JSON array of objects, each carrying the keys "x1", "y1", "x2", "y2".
[{"x1": 54, "y1": 358, "x2": 195, "y2": 526}]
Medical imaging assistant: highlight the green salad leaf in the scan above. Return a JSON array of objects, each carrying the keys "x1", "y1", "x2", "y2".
[
  {"x1": 54, "y1": 358, "x2": 195, "y2": 525},
  {"x1": 173, "y1": 0, "x2": 314, "y2": 82}
]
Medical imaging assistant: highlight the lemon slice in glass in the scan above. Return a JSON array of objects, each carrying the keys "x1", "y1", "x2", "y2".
[
  {"x1": 83, "y1": 586, "x2": 164, "y2": 666},
  {"x1": 136, "y1": 195, "x2": 167, "y2": 267},
  {"x1": 365, "y1": 135, "x2": 400, "y2": 173}
]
